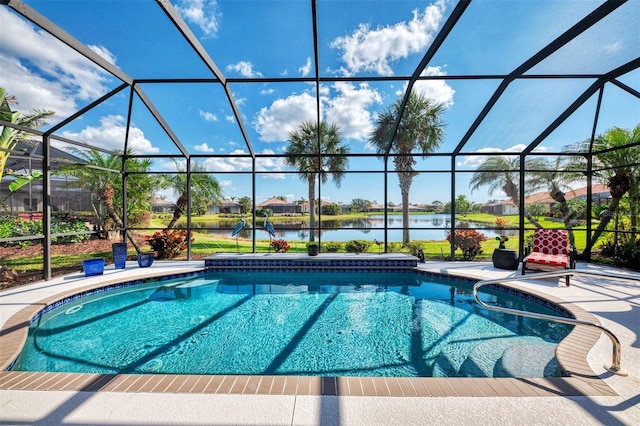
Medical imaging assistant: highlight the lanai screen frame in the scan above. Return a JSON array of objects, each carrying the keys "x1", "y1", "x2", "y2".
[{"x1": 1, "y1": 0, "x2": 638, "y2": 280}]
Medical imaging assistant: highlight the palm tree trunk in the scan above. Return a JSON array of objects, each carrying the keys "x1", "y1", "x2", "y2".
[
  {"x1": 97, "y1": 185, "x2": 142, "y2": 254},
  {"x1": 167, "y1": 194, "x2": 188, "y2": 229},
  {"x1": 505, "y1": 183, "x2": 542, "y2": 229},
  {"x1": 551, "y1": 188, "x2": 575, "y2": 248},
  {"x1": 397, "y1": 170, "x2": 413, "y2": 246},
  {"x1": 308, "y1": 174, "x2": 316, "y2": 242},
  {"x1": 586, "y1": 196, "x2": 621, "y2": 255},
  {"x1": 401, "y1": 188, "x2": 410, "y2": 246},
  {"x1": 585, "y1": 173, "x2": 632, "y2": 256}
]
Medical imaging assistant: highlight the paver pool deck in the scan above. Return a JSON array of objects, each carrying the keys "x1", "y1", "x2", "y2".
[{"x1": 0, "y1": 256, "x2": 638, "y2": 425}]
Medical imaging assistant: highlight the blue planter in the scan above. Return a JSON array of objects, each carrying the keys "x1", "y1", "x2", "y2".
[
  {"x1": 82, "y1": 258, "x2": 105, "y2": 276},
  {"x1": 137, "y1": 252, "x2": 154, "y2": 268},
  {"x1": 112, "y1": 242, "x2": 127, "y2": 269}
]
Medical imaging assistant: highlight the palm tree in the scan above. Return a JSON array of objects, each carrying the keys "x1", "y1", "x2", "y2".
[
  {"x1": 0, "y1": 87, "x2": 54, "y2": 181},
  {"x1": 284, "y1": 121, "x2": 349, "y2": 243},
  {"x1": 469, "y1": 156, "x2": 543, "y2": 229},
  {"x1": 566, "y1": 124, "x2": 640, "y2": 255},
  {"x1": 63, "y1": 149, "x2": 154, "y2": 253},
  {"x1": 526, "y1": 156, "x2": 578, "y2": 248},
  {"x1": 160, "y1": 161, "x2": 222, "y2": 229},
  {"x1": 368, "y1": 91, "x2": 445, "y2": 245}
]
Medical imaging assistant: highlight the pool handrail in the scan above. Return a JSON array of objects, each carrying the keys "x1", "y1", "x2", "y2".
[{"x1": 472, "y1": 269, "x2": 636, "y2": 377}]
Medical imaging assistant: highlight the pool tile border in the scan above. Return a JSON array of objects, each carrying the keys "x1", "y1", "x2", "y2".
[{"x1": 0, "y1": 262, "x2": 616, "y2": 398}]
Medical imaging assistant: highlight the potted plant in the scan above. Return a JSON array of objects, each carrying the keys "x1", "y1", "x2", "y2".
[
  {"x1": 495, "y1": 218, "x2": 509, "y2": 248},
  {"x1": 492, "y1": 219, "x2": 518, "y2": 270},
  {"x1": 307, "y1": 242, "x2": 319, "y2": 256},
  {"x1": 495, "y1": 235, "x2": 509, "y2": 249}
]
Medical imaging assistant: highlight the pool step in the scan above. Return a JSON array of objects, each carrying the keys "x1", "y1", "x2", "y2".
[
  {"x1": 433, "y1": 337, "x2": 557, "y2": 378},
  {"x1": 495, "y1": 342, "x2": 560, "y2": 377}
]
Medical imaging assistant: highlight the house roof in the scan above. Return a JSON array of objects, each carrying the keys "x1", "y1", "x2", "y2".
[
  {"x1": 6, "y1": 141, "x2": 87, "y2": 172},
  {"x1": 493, "y1": 184, "x2": 612, "y2": 206},
  {"x1": 257, "y1": 198, "x2": 298, "y2": 207}
]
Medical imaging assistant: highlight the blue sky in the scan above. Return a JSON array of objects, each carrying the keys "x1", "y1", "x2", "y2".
[{"x1": 1, "y1": 0, "x2": 638, "y2": 206}]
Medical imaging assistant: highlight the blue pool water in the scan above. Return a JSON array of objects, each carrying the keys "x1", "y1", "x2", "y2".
[{"x1": 14, "y1": 271, "x2": 572, "y2": 378}]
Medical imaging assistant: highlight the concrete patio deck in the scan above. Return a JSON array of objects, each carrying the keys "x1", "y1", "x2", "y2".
[{"x1": 0, "y1": 258, "x2": 638, "y2": 425}]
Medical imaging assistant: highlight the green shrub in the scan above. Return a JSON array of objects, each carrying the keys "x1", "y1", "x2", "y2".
[
  {"x1": 0, "y1": 214, "x2": 91, "y2": 246},
  {"x1": 51, "y1": 215, "x2": 90, "y2": 243},
  {"x1": 405, "y1": 241, "x2": 423, "y2": 256},
  {"x1": 345, "y1": 240, "x2": 368, "y2": 253},
  {"x1": 322, "y1": 241, "x2": 342, "y2": 252},
  {"x1": 129, "y1": 210, "x2": 152, "y2": 227},
  {"x1": 321, "y1": 203, "x2": 341, "y2": 215},
  {"x1": 387, "y1": 242, "x2": 402, "y2": 253},
  {"x1": 0, "y1": 216, "x2": 14, "y2": 239},
  {"x1": 614, "y1": 239, "x2": 640, "y2": 270}
]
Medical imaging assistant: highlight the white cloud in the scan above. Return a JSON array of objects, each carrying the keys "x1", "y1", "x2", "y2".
[
  {"x1": 198, "y1": 149, "x2": 252, "y2": 172},
  {"x1": 458, "y1": 145, "x2": 529, "y2": 168},
  {"x1": 61, "y1": 115, "x2": 159, "y2": 154},
  {"x1": 175, "y1": 0, "x2": 220, "y2": 37},
  {"x1": 256, "y1": 149, "x2": 286, "y2": 179},
  {"x1": 0, "y1": 8, "x2": 115, "y2": 118},
  {"x1": 178, "y1": 148, "x2": 286, "y2": 177},
  {"x1": 325, "y1": 82, "x2": 382, "y2": 140},
  {"x1": 412, "y1": 66, "x2": 455, "y2": 108},
  {"x1": 194, "y1": 143, "x2": 215, "y2": 152},
  {"x1": 299, "y1": 57, "x2": 312, "y2": 77},
  {"x1": 330, "y1": 0, "x2": 445, "y2": 76},
  {"x1": 254, "y1": 83, "x2": 384, "y2": 143},
  {"x1": 253, "y1": 92, "x2": 318, "y2": 142},
  {"x1": 88, "y1": 45, "x2": 117, "y2": 65},
  {"x1": 604, "y1": 41, "x2": 622, "y2": 54},
  {"x1": 226, "y1": 61, "x2": 263, "y2": 78},
  {"x1": 199, "y1": 109, "x2": 218, "y2": 121}
]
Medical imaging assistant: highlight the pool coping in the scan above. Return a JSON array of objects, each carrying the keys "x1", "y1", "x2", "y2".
[{"x1": 0, "y1": 262, "x2": 616, "y2": 398}]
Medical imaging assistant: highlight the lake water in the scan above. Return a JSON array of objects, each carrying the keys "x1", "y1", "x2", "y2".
[{"x1": 196, "y1": 214, "x2": 514, "y2": 242}]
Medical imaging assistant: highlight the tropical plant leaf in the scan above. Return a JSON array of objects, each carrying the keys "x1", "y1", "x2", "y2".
[{"x1": 7, "y1": 171, "x2": 44, "y2": 192}]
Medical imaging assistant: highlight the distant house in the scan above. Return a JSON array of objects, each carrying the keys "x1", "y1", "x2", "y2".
[
  {"x1": 481, "y1": 184, "x2": 611, "y2": 215},
  {"x1": 151, "y1": 199, "x2": 175, "y2": 213},
  {"x1": 564, "y1": 184, "x2": 610, "y2": 206},
  {"x1": 257, "y1": 198, "x2": 301, "y2": 216},
  {"x1": 481, "y1": 200, "x2": 519, "y2": 216},
  {"x1": 522, "y1": 184, "x2": 611, "y2": 212},
  {"x1": 366, "y1": 203, "x2": 421, "y2": 213},
  {"x1": 367, "y1": 203, "x2": 385, "y2": 212},
  {"x1": 214, "y1": 200, "x2": 242, "y2": 215}
]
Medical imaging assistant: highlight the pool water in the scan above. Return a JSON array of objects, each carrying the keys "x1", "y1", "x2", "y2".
[{"x1": 15, "y1": 271, "x2": 572, "y2": 378}]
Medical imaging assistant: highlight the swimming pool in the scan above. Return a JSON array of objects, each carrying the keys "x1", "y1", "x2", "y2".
[{"x1": 12, "y1": 269, "x2": 573, "y2": 378}]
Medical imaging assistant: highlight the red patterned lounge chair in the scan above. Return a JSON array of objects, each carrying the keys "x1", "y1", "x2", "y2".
[{"x1": 522, "y1": 229, "x2": 574, "y2": 286}]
